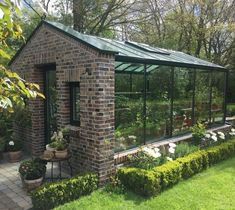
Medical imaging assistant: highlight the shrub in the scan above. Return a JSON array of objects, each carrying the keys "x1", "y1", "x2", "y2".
[
  {"x1": 31, "y1": 172, "x2": 98, "y2": 210},
  {"x1": 128, "y1": 150, "x2": 165, "y2": 170},
  {"x1": 174, "y1": 142, "x2": 199, "y2": 159},
  {"x1": 153, "y1": 161, "x2": 182, "y2": 190},
  {"x1": 191, "y1": 122, "x2": 206, "y2": 145},
  {"x1": 177, "y1": 151, "x2": 208, "y2": 179},
  {"x1": 118, "y1": 139, "x2": 235, "y2": 197},
  {"x1": 117, "y1": 167, "x2": 161, "y2": 197}
]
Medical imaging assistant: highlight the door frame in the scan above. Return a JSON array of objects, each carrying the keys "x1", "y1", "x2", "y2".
[{"x1": 41, "y1": 63, "x2": 56, "y2": 145}]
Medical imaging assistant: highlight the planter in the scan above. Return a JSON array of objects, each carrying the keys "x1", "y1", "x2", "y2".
[
  {"x1": 46, "y1": 144, "x2": 56, "y2": 152},
  {"x1": 24, "y1": 177, "x2": 43, "y2": 192},
  {"x1": 8, "y1": 150, "x2": 22, "y2": 163},
  {"x1": 55, "y1": 149, "x2": 68, "y2": 159}
]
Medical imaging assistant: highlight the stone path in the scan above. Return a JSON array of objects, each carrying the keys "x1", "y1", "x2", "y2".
[
  {"x1": 0, "y1": 160, "x2": 32, "y2": 210},
  {"x1": 0, "y1": 156, "x2": 71, "y2": 210}
]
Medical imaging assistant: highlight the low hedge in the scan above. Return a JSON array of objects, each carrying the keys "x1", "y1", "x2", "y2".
[
  {"x1": 117, "y1": 139, "x2": 235, "y2": 197},
  {"x1": 31, "y1": 172, "x2": 98, "y2": 210}
]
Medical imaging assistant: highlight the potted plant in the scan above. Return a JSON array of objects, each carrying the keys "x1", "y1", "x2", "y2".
[
  {"x1": 6, "y1": 138, "x2": 23, "y2": 163},
  {"x1": 46, "y1": 131, "x2": 68, "y2": 158},
  {"x1": 19, "y1": 158, "x2": 46, "y2": 192}
]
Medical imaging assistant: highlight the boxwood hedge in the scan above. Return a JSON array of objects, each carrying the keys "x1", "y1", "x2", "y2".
[
  {"x1": 117, "y1": 139, "x2": 235, "y2": 197},
  {"x1": 31, "y1": 172, "x2": 98, "y2": 210}
]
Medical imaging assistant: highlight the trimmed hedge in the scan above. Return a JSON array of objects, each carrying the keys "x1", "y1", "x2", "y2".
[
  {"x1": 31, "y1": 172, "x2": 98, "y2": 210},
  {"x1": 117, "y1": 139, "x2": 235, "y2": 197}
]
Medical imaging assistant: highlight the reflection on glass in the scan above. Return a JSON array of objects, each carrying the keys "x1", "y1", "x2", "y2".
[
  {"x1": 211, "y1": 71, "x2": 225, "y2": 124},
  {"x1": 146, "y1": 66, "x2": 171, "y2": 141},
  {"x1": 195, "y1": 70, "x2": 210, "y2": 125},
  {"x1": 115, "y1": 73, "x2": 144, "y2": 152},
  {"x1": 172, "y1": 68, "x2": 194, "y2": 135}
]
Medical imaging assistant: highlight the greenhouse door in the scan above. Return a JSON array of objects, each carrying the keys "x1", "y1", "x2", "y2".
[{"x1": 44, "y1": 66, "x2": 57, "y2": 145}]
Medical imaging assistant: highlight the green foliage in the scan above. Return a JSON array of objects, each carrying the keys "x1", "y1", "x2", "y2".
[
  {"x1": 153, "y1": 161, "x2": 182, "y2": 190},
  {"x1": 104, "y1": 176, "x2": 125, "y2": 194},
  {"x1": 118, "y1": 139, "x2": 235, "y2": 197},
  {"x1": 191, "y1": 122, "x2": 206, "y2": 145},
  {"x1": 128, "y1": 151, "x2": 166, "y2": 170},
  {"x1": 6, "y1": 138, "x2": 22, "y2": 152},
  {"x1": 0, "y1": 138, "x2": 6, "y2": 152},
  {"x1": 117, "y1": 167, "x2": 161, "y2": 197},
  {"x1": 31, "y1": 172, "x2": 98, "y2": 210},
  {"x1": 0, "y1": 0, "x2": 44, "y2": 113},
  {"x1": 174, "y1": 142, "x2": 199, "y2": 159},
  {"x1": 19, "y1": 158, "x2": 46, "y2": 180}
]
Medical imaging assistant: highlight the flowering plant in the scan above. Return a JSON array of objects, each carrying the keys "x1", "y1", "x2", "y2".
[
  {"x1": 49, "y1": 131, "x2": 67, "y2": 151},
  {"x1": 6, "y1": 138, "x2": 22, "y2": 152},
  {"x1": 19, "y1": 158, "x2": 46, "y2": 180}
]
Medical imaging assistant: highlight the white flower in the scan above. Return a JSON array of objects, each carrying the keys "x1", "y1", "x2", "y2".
[
  {"x1": 219, "y1": 135, "x2": 225, "y2": 140},
  {"x1": 169, "y1": 147, "x2": 175, "y2": 154},
  {"x1": 211, "y1": 135, "x2": 217, "y2": 142},
  {"x1": 229, "y1": 132, "x2": 235, "y2": 136},
  {"x1": 169, "y1": 143, "x2": 176, "y2": 148},
  {"x1": 128, "y1": 135, "x2": 137, "y2": 140},
  {"x1": 153, "y1": 152, "x2": 161, "y2": 158},
  {"x1": 58, "y1": 131, "x2": 63, "y2": 139},
  {"x1": 205, "y1": 133, "x2": 211, "y2": 138},
  {"x1": 142, "y1": 147, "x2": 161, "y2": 158},
  {"x1": 231, "y1": 128, "x2": 235, "y2": 132},
  {"x1": 217, "y1": 132, "x2": 224, "y2": 136},
  {"x1": 209, "y1": 131, "x2": 217, "y2": 136},
  {"x1": 9, "y1": 141, "x2": 14, "y2": 146},
  {"x1": 167, "y1": 157, "x2": 173, "y2": 161},
  {"x1": 153, "y1": 147, "x2": 160, "y2": 153},
  {"x1": 119, "y1": 137, "x2": 125, "y2": 142}
]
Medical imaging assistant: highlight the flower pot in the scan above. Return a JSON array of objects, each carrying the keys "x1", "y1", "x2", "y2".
[
  {"x1": 24, "y1": 177, "x2": 43, "y2": 192},
  {"x1": 8, "y1": 151, "x2": 22, "y2": 163},
  {"x1": 46, "y1": 144, "x2": 56, "y2": 152},
  {"x1": 55, "y1": 149, "x2": 68, "y2": 159}
]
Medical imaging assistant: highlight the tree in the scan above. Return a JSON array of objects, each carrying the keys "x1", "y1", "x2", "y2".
[{"x1": 0, "y1": 0, "x2": 44, "y2": 113}]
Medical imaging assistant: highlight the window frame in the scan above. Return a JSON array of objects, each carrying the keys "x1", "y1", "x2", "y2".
[{"x1": 70, "y1": 82, "x2": 80, "y2": 126}]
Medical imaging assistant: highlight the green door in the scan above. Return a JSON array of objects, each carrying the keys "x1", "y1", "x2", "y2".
[{"x1": 44, "y1": 68, "x2": 57, "y2": 145}]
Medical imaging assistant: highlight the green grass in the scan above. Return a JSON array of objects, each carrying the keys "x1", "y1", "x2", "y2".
[{"x1": 55, "y1": 156, "x2": 235, "y2": 210}]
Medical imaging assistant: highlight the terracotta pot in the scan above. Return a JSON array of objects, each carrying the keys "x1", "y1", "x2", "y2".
[
  {"x1": 24, "y1": 177, "x2": 43, "y2": 192},
  {"x1": 46, "y1": 144, "x2": 56, "y2": 152},
  {"x1": 8, "y1": 151, "x2": 22, "y2": 163},
  {"x1": 55, "y1": 149, "x2": 68, "y2": 159}
]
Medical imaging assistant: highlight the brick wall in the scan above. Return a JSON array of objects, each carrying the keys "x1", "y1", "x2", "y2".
[{"x1": 10, "y1": 23, "x2": 115, "y2": 183}]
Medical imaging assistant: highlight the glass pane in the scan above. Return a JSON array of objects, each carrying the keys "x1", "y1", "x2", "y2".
[
  {"x1": 211, "y1": 71, "x2": 225, "y2": 124},
  {"x1": 73, "y1": 86, "x2": 80, "y2": 121},
  {"x1": 146, "y1": 66, "x2": 171, "y2": 142},
  {"x1": 172, "y1": 68, "x2": 194, "y2": 135},
  {"x1": 195, "y1": 70, "x2": 210, "y2": 125},
  {"x1": 115, "y1": 71, "x2": 144, "y2": 152}
]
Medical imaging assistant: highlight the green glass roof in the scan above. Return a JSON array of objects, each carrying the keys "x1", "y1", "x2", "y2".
[{"x1": 9, "y1": 20, "x2": 226, "y2": 71}]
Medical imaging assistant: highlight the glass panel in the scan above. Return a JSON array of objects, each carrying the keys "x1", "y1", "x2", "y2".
[
  {"x1": 115, "y1": 71, "x2": 144, "y2": 152},
  {"x1": 73, "y1": 86, "x2": 80, "y2": 122},
  {"x1": 146, "y1": 66, "x2": 171, "y2": 142},
  {"x1": 172, "y1": 68, "x2": 194, "y2": 135},
  {"x1": 195, "y1": 70, "x2": 210, "y2": 125},
  {"x1": 211, "y1": 71, "x2": 225, "y2": 124}
]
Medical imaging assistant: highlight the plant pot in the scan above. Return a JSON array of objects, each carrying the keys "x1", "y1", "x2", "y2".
[
  {"x1": 8, "y1": 150, "x2": 22, "y2": 163},
  {"x1": 46, "y1": 144, "x2": 56, "y2": 152},
  {"x1": 24, "y1": 177, "x2": 43, "y2": 192},
  {"x1": 55, "y1": 149, "x2": 68, "y2": 159}
]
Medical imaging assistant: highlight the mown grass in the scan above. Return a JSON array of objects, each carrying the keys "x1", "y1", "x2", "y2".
[{"x1": 55, "y1": 156, "x2": 235, "y2": 210}]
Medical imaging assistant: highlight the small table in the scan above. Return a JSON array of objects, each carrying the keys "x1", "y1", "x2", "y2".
[{"x1": 40, "y1": 152, "x2": 73, "y2": 180}]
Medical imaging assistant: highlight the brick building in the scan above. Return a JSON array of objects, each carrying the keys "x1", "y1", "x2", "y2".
[{"x1": 10, "y1": 21, "x2": 228, "y2": 183}]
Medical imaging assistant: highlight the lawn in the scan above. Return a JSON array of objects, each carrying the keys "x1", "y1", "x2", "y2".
[{"x1": 55, "y1": 156, "x2": 235, "y2": 210}]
